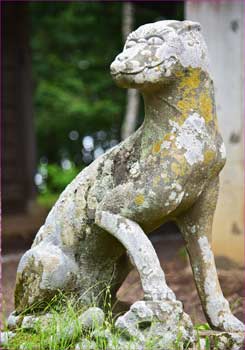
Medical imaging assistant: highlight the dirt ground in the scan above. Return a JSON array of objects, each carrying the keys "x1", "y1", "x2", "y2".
[{"x1": 2, "y1": 232, "x2": 244, "y2": 326}]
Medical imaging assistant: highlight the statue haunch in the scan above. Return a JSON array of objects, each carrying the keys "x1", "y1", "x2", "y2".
[{"x1": 14, "y1": 20, "x2": 244, "y2": 334}]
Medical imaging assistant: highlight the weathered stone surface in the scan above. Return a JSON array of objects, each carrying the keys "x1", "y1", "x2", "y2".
[
  {"x1": 115, "y1": 299, "x2": 194, "y2": 348},
  {"x1": 21, "y1": 313, "x2": 53, "y2": 330},
  {"x1": 91, "y1": 328, "x2": 112, "y2": 339},
  {"x1": 78, "y1": 307, "x2": 105, "y2": 330},
  {"x1": 12, "y1": 19, "x2": 244, "y2": 343},
  {"x1": 75, "y1": 339, "x2": 97, "y2": 350},
  {"x1": 0, "y1": 331, "x2": 15, "y2": 346},
  {"x1": 96, "y1": 211, "x2": 175, "y2": 301},
  {"x1": 109, "y1": 338, "x2": 143, "y2": 350},
  {"x1": 195, "y1": 330, "x2": 244, "y2": 350},
  {"x1": 7, "y1": 311, "x2": 22, "y2": 330}
]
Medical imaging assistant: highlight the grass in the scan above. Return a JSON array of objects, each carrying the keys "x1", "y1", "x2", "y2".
[
  {"x1": 2, "y1": 290, "x2": 231, "y2": 350},
  {"x1": 2, "y1": 288, "x2": 135, "y2": 350},
  {"x1": 4, "y1": 295, "x2": 82, "y2": 350}
]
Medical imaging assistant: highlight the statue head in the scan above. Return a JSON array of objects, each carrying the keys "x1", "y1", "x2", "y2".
[{"x1": 110, "y1": 20, "x2": 210, "y2": 91}]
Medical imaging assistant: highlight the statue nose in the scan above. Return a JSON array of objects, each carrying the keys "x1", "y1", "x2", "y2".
[
  {"x1": 110, "y1": 61, "x2": 118, "y2": 74},
  {"x1": 110, "y1": 59, "x2": 126, "y2": 74},
  {"x1": 117, "y1": 53, "x2": 128, "y2": 61}
]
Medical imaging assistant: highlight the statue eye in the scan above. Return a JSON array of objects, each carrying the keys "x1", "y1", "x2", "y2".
[
  {"x1": 147, "y1": 36, "x2": 164, "y2": 45},
  {"x1": 125, "y1": 40, "x2": 137, "y2": 49}
]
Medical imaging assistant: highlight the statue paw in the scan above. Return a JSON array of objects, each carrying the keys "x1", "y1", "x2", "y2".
[
  {"x1": 115, "y1": 300, "x2": 194, "y2": 348},
  {"x1": 219, "y1": 313, "x2": 245, "y2": 333}
]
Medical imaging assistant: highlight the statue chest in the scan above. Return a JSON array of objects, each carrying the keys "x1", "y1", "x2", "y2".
[
  {"x1": 142, "y1": 111, "x2": 221, "y2": 168},
  {"x1": 125, "y1": 141, "x2": 219, "y2": 228}
]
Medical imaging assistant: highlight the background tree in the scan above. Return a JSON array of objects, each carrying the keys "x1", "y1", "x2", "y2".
[{"x1": 121, "y1": 2, "x2": 140, "y2": 140}]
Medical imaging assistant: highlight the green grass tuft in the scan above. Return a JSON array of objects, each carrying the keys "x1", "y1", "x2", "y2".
[{"x1": 2, "y1": 290, "x2": 214, "y2": 350}]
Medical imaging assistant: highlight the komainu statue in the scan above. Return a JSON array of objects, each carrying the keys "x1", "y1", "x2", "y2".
[{"x1": 12, "y1": 20, "x2": 244, "y2": 347}]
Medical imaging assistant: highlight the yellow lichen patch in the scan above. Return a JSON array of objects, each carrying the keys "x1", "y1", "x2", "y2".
[
  {"x1": 177, "y1": 96, "x2": 197, "y2": 113},
  {"x1": 134, "y1": 194, "x2": 145, "y2": 206},
  {"x1": 153, "y1": 176, "x2": 161, "y2": 187},
  {"x1": 171, "y1": 161, "x2": 186, "y2": 177},
  {"x1": 175, "y1": 69, "x2": 215, "y2": 120},
  {"x1": 171, "y1": 162, "x2": 181, "y2": 176},
  {"x1": 152, "y1": 141, "x2": 162, "y2": 154},
  {"x1": 204, "y1": 149, "x2": 216, "y2": 164},
  {"x1": 175, "y1": 68, "x2": 203, "y2": 124},
  {"x1": 172, "y1": 154, "x2": 188, "y2": 175},
  {"x1": 177, "y1": 96, "x2": 198, "y2": 124},
  {"x1": 213, "y1": 115, "x2": 219, "y2": 132},
  {"x1": 178, "y1": 68, "x2": 201, "y2": 90},
  {"x1": 175, "y1": 70, "x2": 185, "y2": 78},
  {"x1": 160, "y1": 149, "x2": 169, "y2": 158},
  {"x1": 199, "y1": 92, "x2": 213, "y2": 123},
  {"x1": 164, "y1": 133, "x2": 174, "y2": 141}
]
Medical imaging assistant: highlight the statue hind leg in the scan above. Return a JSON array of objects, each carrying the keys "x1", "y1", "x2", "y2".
[
  {"x1": 177, "y1": 177, "x2": 244, "y2": 332},
  {"x1": 14, "y1": 242, "x2": 79, "y2": 314}
]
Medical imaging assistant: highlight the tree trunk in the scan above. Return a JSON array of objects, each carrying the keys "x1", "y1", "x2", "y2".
[{"x1": 121, "y1": 2, "x2": 140, "y2": 140}]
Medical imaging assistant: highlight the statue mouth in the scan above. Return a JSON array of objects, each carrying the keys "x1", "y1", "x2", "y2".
[
  {"x1": 110, "y1": 61, "x2": 164, "y2": 77},
  {"x1": 111, "y1": 67, "x2": 145, "y2": 77}
]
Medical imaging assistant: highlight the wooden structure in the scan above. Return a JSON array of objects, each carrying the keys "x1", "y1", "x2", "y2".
[{"x1": 2, "y1": 3, "x2": 36, "y2": 215}]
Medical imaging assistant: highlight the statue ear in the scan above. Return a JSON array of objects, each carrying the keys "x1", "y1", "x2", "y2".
[{"x1": 177, "y1": 21, "x2": 202, "y2": 35}]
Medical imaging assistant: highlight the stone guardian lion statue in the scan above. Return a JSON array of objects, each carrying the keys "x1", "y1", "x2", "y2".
[{"x1": 14, "y1": 20, "x2": 244, "y2": 336}]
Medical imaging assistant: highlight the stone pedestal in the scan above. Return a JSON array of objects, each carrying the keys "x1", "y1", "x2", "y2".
[{"x1": 115, "y1": 299, "x2": 194, "y2": 349}]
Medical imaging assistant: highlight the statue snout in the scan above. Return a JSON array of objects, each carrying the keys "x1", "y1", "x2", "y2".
[{"x1": 110, "y1": 58, "x2": 126, "y2": 76}]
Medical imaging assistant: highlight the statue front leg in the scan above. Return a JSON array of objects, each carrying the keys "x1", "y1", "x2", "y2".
[
  {"x1": 95, "y1": 210, "x2": 194, "y2": 347},
  {"x1": 95, "y1": 210, "x2": 175, "y2": 301},
  {"x1": 177, "y1": 177, "x2": 244, "y2": 333}
]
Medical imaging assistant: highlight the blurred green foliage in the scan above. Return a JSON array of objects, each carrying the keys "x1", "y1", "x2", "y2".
[
  {"x1": 30, "y1": 2, "x2": 183, "y2": 202},
  {"x1": 31, "y1": 2, "x2": 125, "y2": 164},
  {"x1": 37, "y1": 163, "x2": 81, "y2": 208},
  {"x1": 41, "y1": 163, "x2": 80, "y2": 193},
  {"x1": 30, "y1": 2, "x2": 183, "y2": 166}
]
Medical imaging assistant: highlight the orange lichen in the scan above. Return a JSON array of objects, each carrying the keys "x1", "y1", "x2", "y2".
[
  {"x1": 152, "y1": 141, "x2": 162, "y2": 154},
  {"x1": 134, "y1": 194, "x2": 145, "y2": 206},
  {"x1": 163, "y1": 133, "x2": 171, "y2": 141}
]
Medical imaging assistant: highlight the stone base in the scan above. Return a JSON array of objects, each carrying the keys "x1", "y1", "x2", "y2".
[
  {"x1": 193, "y1": 330, "x2": 244, "y2": 350},
  {"x1": 4, "y1": 307, "x2": 244, "y2": 350},
  {"x1": 114, "y1": 299, "x2": 194, "y2": 349}
]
